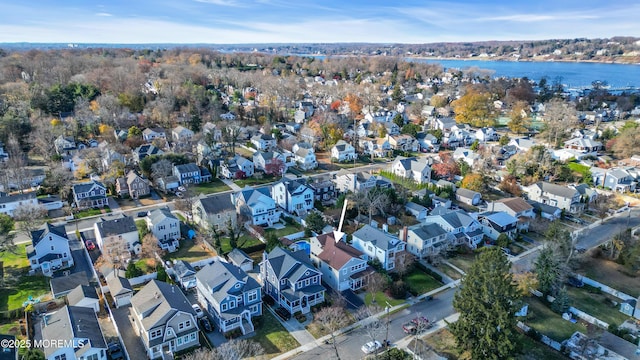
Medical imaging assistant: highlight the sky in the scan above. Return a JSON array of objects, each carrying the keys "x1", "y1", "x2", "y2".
[{"x1": 1, "y1": 0, "x2": 639, "y2": 44}]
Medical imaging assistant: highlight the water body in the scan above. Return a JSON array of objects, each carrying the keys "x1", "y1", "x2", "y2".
[{"x1": 408, "y1": 58, "x2": 640, "y2": 89}]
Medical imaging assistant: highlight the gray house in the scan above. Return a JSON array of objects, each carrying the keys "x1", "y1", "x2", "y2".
[
  {"x1": 227, "y1": 248, "x2": 254, "y2": 272},
  {"x1": 455, "y1": 188, "x2": 482, "y2": 206},
  {"x1": 172, "y1": 260, "x2": 197, "y2": 290},
  {"x1": 41, "y1": 305, "x2": 108, "y2": 360},
  {"x1": 106, "y1": 269, "x2": 133, "y2": 308}
]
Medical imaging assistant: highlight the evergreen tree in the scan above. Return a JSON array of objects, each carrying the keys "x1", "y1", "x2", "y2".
[
  {"x1": 551, "y1": 286, "x2": 570, "y2": 314},
  {"x1": 535, "y1": 245, "x2": 564, "y2": 295},
  {"x1": 451, "y1": 247, "x2": 520, "y2": 360}
]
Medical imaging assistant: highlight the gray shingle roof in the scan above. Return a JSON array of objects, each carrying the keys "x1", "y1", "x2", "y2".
[
  {"x1": 148, "y1": 207, "x2": 178, "y2": 226},
  {"x1": 0, "y1": 192, "x2": 36, "y2": 205},
  {"x1": 173, "y1": 260, "x2": 196, "y2": 279},
  {"x1": 197, "y1": 193, "x2": 235, "y2": 215},
  {"x1": 264, "y1": 247, "x2": 318, "y2": 282},
  {"x1": 51, "y1": 272, "x2": 89, "y2": 297},
  {"x1": 536, "y1": 182, "x2": 578, "y2": 199},
  {"x1": 227, "y1": 248, "x2": 253, "y2": 266},
  {"x1": 95, "y1": 214, "x2": 137, "y2": 238},
  {"x1": 409, "y1": 223, "x2": 447, "y2": 239},
  {"x1": 42, "y1": 305, "x2": 106, "y2": 358},
  {"x1": 195, "y1": 261, "x2": 260, "y2": 304},
  {"x1": 72, "y1": 180, "x2": 106, "y2": 195},
  {"x1": 67, "y1": 285, "x2": 98, "y2": 306},
  {"x1": 130, "y1": 280, "x2": 195, "y2": 331},
  {"x1": 105, "y1": 269, "x2": 132, "y2": 295},
  {"x1": 456, "y1": 188, "x2": 481, "y2": 199},
  {"x1": 175, "y1": 163, "x2": 200, "y2": 174},
  {"x1": 352, "y1": 225, "x2": 402, "y2": 251},
  {"x1": 31, "y1": 223, "x2": 68, "y2": 247}
]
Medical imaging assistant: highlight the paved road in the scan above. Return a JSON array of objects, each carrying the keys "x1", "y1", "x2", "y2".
[{"x1": 291, "y1": 288, "x2": 456, "y2": 360}]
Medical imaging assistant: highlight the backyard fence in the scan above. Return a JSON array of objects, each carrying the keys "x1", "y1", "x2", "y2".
[
  {"x1": 569, "y1": 306, "x2": 609, "y2": 329},
  {"x1": 572, "y1": 274, "x2": 635, "y2": 301},
  {"x1": 517, "y1": 321, "x2": 562, "y2": 351}
]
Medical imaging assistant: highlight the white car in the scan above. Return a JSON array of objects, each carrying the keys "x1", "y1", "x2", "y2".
[
  {"x1": 178, "y1": 186, "x2": 187, "y2": 192},
  {"x1": 192, "y1": 304, "x2": 204, "y2": 318},
  {"x1": 361, "y1": 340, "x2": 382, "y2": 354}
]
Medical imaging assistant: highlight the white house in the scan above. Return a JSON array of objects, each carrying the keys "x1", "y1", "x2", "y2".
[
  {"x1": 172, "y1": 125, "x2": 194, "y2": 142},
  {"x1": 251, "y1": 133, "x2": 277, "y2": 151},
  {"x1": 146, "y1": 208, "x2": 180, "y2": 252},
  {"x1": 332, "y1": 170, "x2": 393, "y2": 193},
  {"x1": 94, "y1": 214, "x2": 140, "y2": 261},
  {"x1": 271, "y1": 180, "x2": 314, "y2": 216},
  {"x1": 231, "y1": 187, "x2": 281, "y2": 226},
  {"x1": 0, "y1": 192, "x2": 38, "y2": 217},
  {"x1": 142, "y1": 127, "x2": 166, "y2": 142},
  {"x1": 220, "y1": 156, "x2": 254, "y2": 179},
  {"x1": 27, "y1": 223, "x2": 74, "y2": 276},
  {"x1": 310, "y1": 232, "x2": 370, "y2": 291},
  {"x1": 452, "y1": 148, "x2": 481, "y2": 167},
  {"x1": 351, "y1": 225, "x2": 406, "y2": 272},
  {"x1": 66, "y1": 284, "x2": 100, "y2": 313},
  {"x1": 525, "y1": 182, "x2": 584, "y2": 214},
  {"x1": 292, "y1": 142, "x2": 318, "y2": 170},
  {"x1": 41, "y1": 305, "x2": 108, "y2": 360},
  {"x1": 455, "y1": 188, "x2": 482, "y2": 206},
  {"x1": 331, "y1": 140, "x2": 356, "y2": 162},
  {"x1": 401, "y1": 222, "x2": 449, "y2": 259},
  {"x1": 253, "y1": 151, "x2": 285, "y2": 173},
  {"x1": 390, "y1": 156, "x2": 431, "y2": 184},
  {"x1": 105, "y1": 269, "x2": 133, "y2": 308}
]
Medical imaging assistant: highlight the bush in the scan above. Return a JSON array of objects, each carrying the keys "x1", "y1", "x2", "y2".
[
  {"x1": 156, "y1": 265, "x2": 168, "y2": 282},
  {"x1": 390, "y1": 280, "x2": 409, "y2": 299},
  {"x1": 527, "y1": 328, "x2": 542, "y2": 341},
  {"x1": 125, "y1": 262, "x2": 143, "y2": 278}
]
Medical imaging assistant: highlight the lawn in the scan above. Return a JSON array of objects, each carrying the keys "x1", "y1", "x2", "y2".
[
  {"x1": 234, "y1": 176, "x2": 276, "y2": 188},
  {"x1": 265, "y1": 224, "x2": 303, "y2": 239},
  {"x1": 163, "y1": 241, "x2": 217, "y2": 262},
  {"x1": 0, "y1": 319, "x2": 26, "y2": 340},
  {"x1": 75, "y1": 208, "x2": 111, "y2": 219},
  {"x1": 364, "y1": 291, "x2": 405, "y2": 307},
  {"x1": 1, "y1": 244, "x2": 29, "y2": 275},
  {"x1": 434, "y1": 263, "x2": 463, "y2": 280},
  {"x1": 220, "y1": 234, "x2": 264, "y2": 254},
  {"x1": 575, "y1": 255, "x2": 640, "y2": 298},
  {"x1": 404, "y1": 268, "x2": 443, "y2": 295},
  {"x1": 566, "y1": 286, "x2": 630, "y2": 327},
  {"x1": 524, "y1": 296, "x2": 586, "y2": 342},
  {"x1": 0, "y1": 275, "x2": 51, "y2": 311},
  {"x1": 134, "y1": 258, "x2": 158, "y2": 274},
  {"x1": 253, "y1": 310, "x2": 300, "y2": 356},
  {"x1": 191, "y1": 179, "x2": 231, "y2": 195},
  {"x1": 447, "y1": 251, "x2": 478, "y2": 274}
]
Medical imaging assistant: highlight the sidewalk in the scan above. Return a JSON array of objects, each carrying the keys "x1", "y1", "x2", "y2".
[
  {"x1": 221, "y1": 178, "x2": 242, "y2": 191},
  {"x1": 266, "y1": 306, "x2": 316, "y2": 346},
  {"x1": 419, "y1": 260, "x2": 455, "y2": 284}
]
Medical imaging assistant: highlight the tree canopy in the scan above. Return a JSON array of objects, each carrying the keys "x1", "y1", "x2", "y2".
[{"x1": 451, "y1": 87, "x2": 497, "y2": 127}]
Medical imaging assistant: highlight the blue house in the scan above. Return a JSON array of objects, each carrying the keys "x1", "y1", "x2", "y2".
[{"x1": 173, "y1": 163, "x2": 211, "y2": 185}]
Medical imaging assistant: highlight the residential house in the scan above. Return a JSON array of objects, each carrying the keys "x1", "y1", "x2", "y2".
[
  {"x1": 196, "y1": 261, "x2": 262, "y2": 334},
  {"x1": 360, "y1": 137, "x2": 392, "y2": 158},
  {"x1": 146, "y1": 208, "x2": 181, "y2": 252},
  {"x1": 390, "y1": 156, "x2": 431, "y2": 184},
  {"x1": 253, "y1": 151, "x2": 285, "y2": 173},
  {"x1": 475, "y1": 127, "x2": 499, "y2": 142},
  {"x1": 202, "y1": 122, "x2": 222, "y2": 141},
  {"x1": 220, "y1": 112, "x2": 236, "y2": 121},
  {"x1": 41, "y1": 305, "x2": 107, "y2": 360},
  {"x1": 66, "y1": 285, "x2": 100, "y2": 313},
  {"x1": 100, "y1": 146, "x2": 127, "y2": 171},
  {"x1": 105, "y1": 269, "x2": 133, "y2": 308},
  {"x1": 260, "y1": 247, "x2": 325, "y2": 315},
  {"x1": 389, "y1": 134, "x2": 418, "y2": 152},
  {"x1": 416, "y1": 133, "x2": 440, "y2": 152},
  {"x1": 424, "y1": 211, "x2": 484, "y2": 249},
  {"x1": 302, "y1": 177, "x2": 336, "y2": 204},
  {"x1": 27, "y1": 223, "x2": 74, "y2": 275},
  {"x1": 125, "y1": 170, "x2": 150, "y2": 199},
  {"x1": 383, "y1": 122, "x2": 401, "y2": 136},
  {"x1": 525, "y1": 182, "x2": 584, "y2": 213},
  {"x1": 478, "y1": 211, "x2": 519, "y2": 240},
  {"x1": 489, "y1": 197, "x2": 535, "y2": 232},
  {"x1": 51, "y1": 272, "x2": 89, "y2": 298},
  {"x1": 94, "y1": 214, "x2": 140, "y2": 260},
  {"x1": 598, "y1": 168, "x2": 637, "y2": 192},
  {"x1": 130, "y1": 280, "x2": 199, "y2": 359},
  {"x1": 331, "y1": 140, "x2": 356, "y2": 162},
  {"x1": 115, "y1": 178, "x2": 129, "y2": 197},
  {"x1": 271, "y1": 180, "x2": 314, "y2": 216},
  {"x1": 569, "y1": 184, "x2": 598, "y2": 203},
  {"x1": 173, "y1": 260, "x2": 197, "y2": 290},
  {"x1": 332, "y1": 170, "x2": 392, "y2": 193},
  {"x1": 143, "y1": 127, "x2": 167, "y2": 142},
  {"x1": 351, "y1": 225, "x2": 406, "y2": 272},
  {"x1": 156, "y1": 176, "x2": 180, "y2": 193},
  {"x1": 564, "y1": 138, "x2": 603, "y2": 154},
  {"x1": 405, "y1": 202, "x2": 428, "y2": 220},
  {"x1": 251, "y1": 133, "x2": 277, "y2": 151},
  {"x1": 292, "y1": 142, "x2": 318, "y2": 170},
  {"x1": 193, "y1": 193, "x2": 237, "y2": 232},
  {"x1": 298, "y1": 101, "x2": 315, "y2": 118},
  {"x1": 528, "y1": 201, "x2": 562, "y2": 220},
  {"x1": 231, "y1": 187, "x2": 281, "y2": 226},
  {"x1": 38, "y1": 194, "x2": 64, "y2": 211},
  {"x1": 401, "y1": 222, "x2": 449, "y2": 259},
  {"x1": 508, "y1": 138, "x2": 536, "y2": 153},
  {"x1": 0, "y1": 192, "x2": 38, "y2": 217},
  {"x1": 133, "y1": 144, "x2": 163, "y2": 163},
  {"x1": 433, "y1": 117, "x2": 456, "y2": 132},
  {"x1": 72, "y1": 181, "x2": 108, "y2": 209},
  {"x1": 227, "y1": 248, "x2": 254, "y2": 272},
  {"x1": 173, "y1": 163, "x2": 210, "y2": 185},
  {"x1": 220, "y1": 156, "x2": 254, "y2": 179},
  {"x1": 310, "y1": 232, "x2": 370, "y2": 291},
  {"x1": 172, "y1": 125, "x2": 195, "y2": 143},
  {"x1": 54, "y1": 135, "x2": 77, "y2": 155},
  {"x1": 455, "y1": 188, "x2": 482, "y2": 206},
  {"x1": 453, "y1": 148, "x2": 481, "y2": 167}
]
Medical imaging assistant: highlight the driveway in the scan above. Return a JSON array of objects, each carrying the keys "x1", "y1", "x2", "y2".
[
  {"x1": 67, "y1": 233, "x2": 95, "y2": 281},
  {"x1": 111, "y1": 305, "x2": 148, "y2": 360}
]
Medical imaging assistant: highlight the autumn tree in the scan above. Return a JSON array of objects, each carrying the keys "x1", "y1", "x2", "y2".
[
  {"x1": 451, "y1": 247, "x2": 520, "y2": 360},
  {"x1": 264, "y1": 158, "x2": 285, "y2": 177},
  {"x1": 431, "y1": 152, "x2": 460, "y2": 181},
  {"x1": 344, "y1": 93, "x2": 363, "y2": 119},
  {"x1": 508, "y1": 101, "x2": 531, "y2": 135},
  {"x1": 513, "y1": 272, "x2": 539, "y2": 297},
  {"x1": 498, "y1": 175, "x2": 522, "y2": 196},
  {"x1": 451, "y1": 87, "x2": 497, "y2": 127},
  {"x1": 541, "y1": 99, "x2": 578, "y2": 146}
]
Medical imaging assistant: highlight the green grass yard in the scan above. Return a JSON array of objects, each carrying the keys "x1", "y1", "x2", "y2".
[
  {"x1": 253, "y1": 310, "x2": 300, "y2": 356},
  {"x1": 364, "y1": 291, "x2": 405, "y2": 307},
  {"x1": 404, "y1": 268, "x2": 443, "y2": 295},
  {"x1": 0, "y1": 275, "x2": 51, "y2": 311},
  {"x1": 75, "y1": 208, "x2": 111, "y2": 219},
  {"x1": 1, "y1": 244, "x2": 29, "y2": 274},
  {"x1": 566, "y1": 286, "x2": 629, "y2": 327},
  {"x1": 220, "y1": 234, "x2": 264, "y2": 254},
  {"x1": 524, "y1": 296, "x2": 586, "y2": 342},
  {"x1": 191, "y1": 179, "x2": 231, "y2": 195},
  {"x1": 163, "y1": 241, "x2": 217, "y2": 262},
  {"x1": 265, "y1": 224, "x2": 303, "y2": 239}
]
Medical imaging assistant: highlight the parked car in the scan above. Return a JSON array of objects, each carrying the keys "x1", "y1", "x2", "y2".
[
  {"x1": 178, "y1": 186, "x2": 187, "y2": 192},
  {"x1": 192, "y1": 304, "x2": 204, "y2": 318},
  {"x1": 137, "y1": 211, "x2": 148, "y2": 217},
  {"x1": 361, "y1": 340, "x2": 382, "y2": 354},
  {"x1": 85, "y1": 240, "x2": 96, "y2": 251},
  {"x1": 567, "y1": 276, "x2": 584, "y2": 288},
  {"x1": 199, "y1": 317, "x2": 213, "y2": 332},
  {"x1": 275, "y1": 307, "x2": 291, "y2": 321},
  {"x1": 107, "y1": 342, "x2": 125, "y2": 360},
  {"x1": 176, "y1": 192, "x2": 183, "y2": 198}
]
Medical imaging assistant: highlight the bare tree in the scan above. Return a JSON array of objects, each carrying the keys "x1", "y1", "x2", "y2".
[
  {"x1": 354, "y1": 305, "x2": 385, "y2": 358},
  {"x1": 366, "y1": 272, "x2": 388, "y2": 304},
  {"x1": 13, "y1": 203, "x2": 48, "y2": 240},
  {"x1": 315, "y1": 305, "x2": 350, "y2": 360},
  {"x1": 140, "y1": 233, "x2": 163, "y2": 262},
  {"x1": 183, "y1": 339, "x2": 264, "y2": 360},
  {"x1": 151, "y1": 159, "x2": 174, "y2": 180},
  {"x1": 394, "y1": 252, "x2": 415, "y2": 279},
  {"x1": 174, "y1": 185, "x2": 198, "y2": 224}
]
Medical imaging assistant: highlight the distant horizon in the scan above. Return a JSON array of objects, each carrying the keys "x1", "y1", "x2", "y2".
[{"x1": 1, "y1": 1, "x2": 639, "y2": 44}]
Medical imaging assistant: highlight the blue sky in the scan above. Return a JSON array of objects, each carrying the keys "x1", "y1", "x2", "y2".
[{"x1": 1, "y1": 0, "x2": 638, "y2": 44}]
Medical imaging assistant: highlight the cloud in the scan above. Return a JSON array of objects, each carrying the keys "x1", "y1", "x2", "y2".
[
  {"x1": 95, "y1": 12, "x2": 112, "y2": 17},
  {"x1": 193, "y1": 0, "x2": 241, "y2": 7},
  {"x1": 477, "y1": 13, "x2": 598, "y2": 22}
]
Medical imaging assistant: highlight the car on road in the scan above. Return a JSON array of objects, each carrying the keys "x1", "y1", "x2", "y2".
[
  {"x1": 192, "y1": 304, "x2": 204, "y2": 318},
  {"x1": 361, "y1": 340, "x2": 382, "y2": 354},
  {"x1": 178, "y1": 186, "x2": 187, "y2": 192},
  {"x1": 85, "y1": 240, "x2": 96, "y2": 251},
  {"x1": 137, "y1": 211, "x2": 148, "y2": 217},
  {"x1": 199, "y1": 317, "x2": 213, "y2": 332},
  {"x1": 176, "y1": 192, "x2": 183, "y2": 198},
  {"x1": 107, "y1": 342, "x2": 125, "y2": 360}
]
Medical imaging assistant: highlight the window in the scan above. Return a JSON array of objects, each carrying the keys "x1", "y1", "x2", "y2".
[
  {"x1": 222, "y1": 303, "x2": 228, "y2": 312},
  {"x1": 178, "y1": 320, "x2": 191, "y2": 330},
  {"x1": 86, "y1": 354, "x2": 98, "y2": 360},
  {"x1": 51, "y1": 246, "x2": 54, "y2": 251},
  {"x1": 150, "y1": 328, "x2": 162, "y2": 339},
  {"x1": 248, "y1": 291, "x2": 258, "y2": 302},
  {"x1": 190, "y1": 332, "x2": 196, "y2": 341},
  {"x1": 54, "y1": 355, "x2": 67, "y2": 360},
  {"x1": 177, "y1": 337, "x2": 183, "y2": 346}
]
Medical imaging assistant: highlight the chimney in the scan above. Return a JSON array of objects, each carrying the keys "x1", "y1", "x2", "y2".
[{"x1": 401, "y1": 226, "x2": 408, "y2": 242}]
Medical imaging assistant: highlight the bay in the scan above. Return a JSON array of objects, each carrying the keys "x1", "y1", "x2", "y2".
[{"x1": 409, "y1": 58, "x2": 640, "y2": 89}]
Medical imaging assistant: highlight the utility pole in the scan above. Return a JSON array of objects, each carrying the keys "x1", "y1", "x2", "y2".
[{"x1": 385, "y1": 300, "x2": 392, "y2": 359}]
